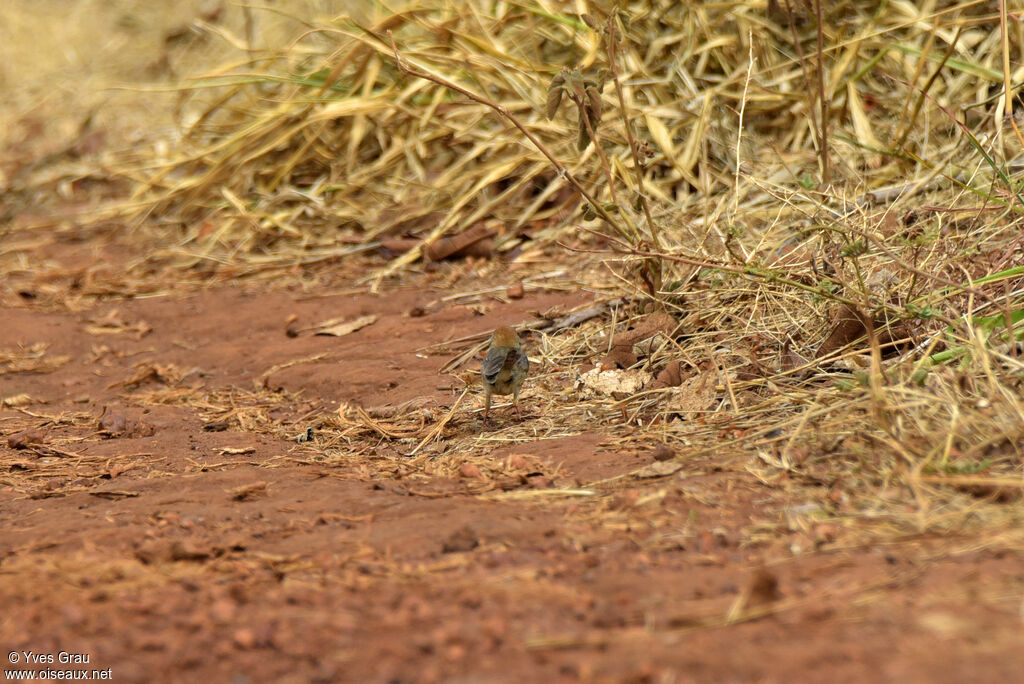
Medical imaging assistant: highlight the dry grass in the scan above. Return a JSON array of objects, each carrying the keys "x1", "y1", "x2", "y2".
[{"x1": 8, "y1": 1, "x2": 1024, "y2": 547}]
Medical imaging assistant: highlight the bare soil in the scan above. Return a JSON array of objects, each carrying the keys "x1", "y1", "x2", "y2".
[{"x1": 2, "y1": 227, "x2": 1023, "y2": 683}]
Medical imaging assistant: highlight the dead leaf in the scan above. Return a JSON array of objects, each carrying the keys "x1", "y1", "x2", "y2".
[
  {"x1": 599, "y1": 347, "x2": 638, "y2": 370},
  {"x1": 817, "y1": 305, "x2": 871, "y2": 359},
  {"x1": 633, "y1": 461, "x2": 684, "y2": 479},
  {"x1": 1, "y1": 393, "x2": 33, "y2": 407},
  {"x1": 649, "y1": 360, "x2": 683, "y2": 389},
  {"x1": 107, "y1": 362, "x2": 182, "y2": 389},
  {"x1": 0, "y1": 342, "x2": 70, "y2": 375},
  {"x1": 84, "y1": 309, "x2": 152, "y2": 340},
  {"x1": 313, "y1": 314, "x2": 378, "y2": 337},
  {"x1": 423, "y1": 223, "x2": 496, "y2": 261},
  {"x1": 7, "y1": 429, "x2": 45, "y2": 449}
]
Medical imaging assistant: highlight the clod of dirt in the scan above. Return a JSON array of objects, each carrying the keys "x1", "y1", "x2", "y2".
[
  {"x1": 233, "y1": 629, "x2": 256, "y2": 649},
  {"x1": 458, "y1": 463, "x2": 483, "y2": 479},
  {"x1": 442, "y1": 526, "x2": 480, "y2": 553},
  {"x1": 648, "y1": 444, "x2": 675, "y2": 461},
  {"x1": 576, "y1": 367, "x2": 651, "y2": 397},
  {"x1": 726, "y1": 568, "x2": 783, "y2": 622},
  {"x1": 97, "y1": 407, "x2": 155, "y2": 438},
  {"x1": 128, "y1": 421, "x2": 156, "y2": 438},
  {"x1": 526, "y1": 474, "x2": 553, "y2": 488},
  {"x1": 506, "y1": 281, "x2": 524, "y2": 299},
  {"x1": 746, "y1": 568, "x2": 782, "y2": 609},
  {"x1": 7, "y1": 428, "x2": 45, "y2": 449},
  {"x1": 98, "y1": 408, "x2": 128, "y2": 436},
  {"x1": 506, "y1": 453, "x2": 532, "y2": 470}
]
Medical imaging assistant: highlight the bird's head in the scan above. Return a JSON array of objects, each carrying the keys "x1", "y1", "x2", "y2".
[{"x1": 490, "y1": 326, "x2": 521, "y2": 349}]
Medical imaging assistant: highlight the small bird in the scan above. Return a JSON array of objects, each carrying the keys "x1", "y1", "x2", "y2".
[{"x1": 481, "y1": 326, "x2": 530, "y2": 421}]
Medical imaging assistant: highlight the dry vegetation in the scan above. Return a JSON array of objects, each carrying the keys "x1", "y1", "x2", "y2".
[
  {"x1": 3, "y1": 0, "x2": 1024, "y2": 675},
  {"x1": 62, "y1": 0, "x2": 1022, "y2": 540}
]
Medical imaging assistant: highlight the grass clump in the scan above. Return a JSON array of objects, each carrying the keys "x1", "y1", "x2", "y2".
[{"x1": 87, "y1": 0, "x2": 1024, "y2": 541}]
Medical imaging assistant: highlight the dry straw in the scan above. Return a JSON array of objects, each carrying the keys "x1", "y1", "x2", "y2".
[{"x1": 65, "y1": 0, "x2": 1024, "y2": 539}]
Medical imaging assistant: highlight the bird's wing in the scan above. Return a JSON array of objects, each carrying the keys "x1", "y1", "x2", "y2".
[
  {"x1": 515, "y1": 349, "x2": 529, "y2": 374},
  {"x1": 482, "y1": 347, "x2": 510, "y2": 382}
]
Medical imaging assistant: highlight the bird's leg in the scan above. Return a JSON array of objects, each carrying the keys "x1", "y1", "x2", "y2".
[
  {"x1": 483, "y1": 388, "x2": 492, "y2": 422},
  {"x1": 513, "y1": 392, "x2": 522, "y2": 420}
]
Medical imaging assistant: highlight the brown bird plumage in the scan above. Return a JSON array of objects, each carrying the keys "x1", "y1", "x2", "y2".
[{"x1": 481, "y1": 326, "x2": 529, "y2": 421}]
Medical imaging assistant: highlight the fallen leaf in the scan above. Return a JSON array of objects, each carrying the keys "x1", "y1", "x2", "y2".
[
  {"x1": 633, "y1": 461, "x2": 684, "y2": 478},
  {"x1": 424, "y1": 224, "x2": 495, "y2": 261},
  {"x1": 649, "y1": 360, "x2": 683, "y2": 389},
  {"x1": 84, "y1": 309, "x2": 152, "y2": 340},
  {"x1": 7, "y1": 429, "x2": 45, "y2": 449},
  {"x1": 313, "y1": 314, "x2": 378, "y2": 337},
  {"x1": 1, "y1": 393, "x2": 32, "y2": 407}
]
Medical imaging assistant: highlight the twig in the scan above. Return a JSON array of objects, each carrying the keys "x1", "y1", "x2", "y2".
[
  {"x1": 1000, "y1": 1, "x2": 1024, "y2": 150},
  {"x1": 814, "y1": 0, "x2": 830, "y2": 183},
  {"x1": 605, "y1": 13, "x2": 660, "y2": 250},
  {"x1": 603, "y1": 13, "x2": 663, "y2": 295},
  {"x1": 409, "y1": 387, "x2": 470, "y2": 457}
]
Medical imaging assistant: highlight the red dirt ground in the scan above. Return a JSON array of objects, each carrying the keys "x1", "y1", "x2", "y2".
[{"x1": 3, "y1": 228, "x2": 1024, "y2": 682}]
